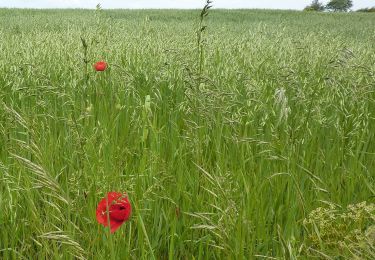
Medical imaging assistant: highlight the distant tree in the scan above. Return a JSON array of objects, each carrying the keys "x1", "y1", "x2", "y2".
[
  {"x1": 356, "y1": 7, "x2": 375, "y2": 12},
  {"x1": 326, "y1": 0, "x2": 353, "y2": 12},
  {"x1": 304, "y1": 0, "x2": 325, "y2": 11}
]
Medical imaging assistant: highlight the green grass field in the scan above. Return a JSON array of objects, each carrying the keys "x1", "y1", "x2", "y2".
[{"x1": 0, "y1": 7, "x2": 375, "y2": 259}]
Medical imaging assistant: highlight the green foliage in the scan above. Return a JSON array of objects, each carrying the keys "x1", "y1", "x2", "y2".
[
  {"x1": 197, "y1": 0, "x2": 212, "y2": 76},
  {"x1": 302, "y1": 202, "x2": 375, "y2": 259},
  {"x1": 357, "y1": 7, "x2": 375, "y2": 12},
  {"x1": 0, "y1": 7, "x2": 374, "y2": 260},
  {"x1": 304, "y1": 0, "x2": 325, "y2": 11},
  {"x1": 326, "y1": 0, "x2": 353, "y2": 12}
]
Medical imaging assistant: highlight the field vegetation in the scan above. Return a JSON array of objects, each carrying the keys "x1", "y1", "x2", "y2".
[{"x1": 0, "y1": 6, "x2": 375, "y2": 259}]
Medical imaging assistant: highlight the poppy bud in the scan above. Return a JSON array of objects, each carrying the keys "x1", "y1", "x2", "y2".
[{"x1": 94, "y1": 61, "x2": 107, "y2": 71}]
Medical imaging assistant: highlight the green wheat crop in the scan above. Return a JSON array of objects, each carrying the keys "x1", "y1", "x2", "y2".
[{"x1": 0, "y1": 6, "x2": 374, "y2": 259}]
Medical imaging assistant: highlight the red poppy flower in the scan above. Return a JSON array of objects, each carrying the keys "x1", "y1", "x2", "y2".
[
  {"x1": 96, "y1": 192, "x2": 132, "y2": 233},
  {"x1": 94, "y1": 61, "x2": 107, "y2": 71}
]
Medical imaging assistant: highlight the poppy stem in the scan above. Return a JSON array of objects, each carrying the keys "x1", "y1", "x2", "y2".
[{"x1": 134, "y1": 202, "x2": 156, "y2": 260}]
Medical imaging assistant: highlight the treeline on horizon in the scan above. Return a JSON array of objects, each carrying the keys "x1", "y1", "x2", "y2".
[{"x1": 304, "y1": 0, "x2": 375, "y2": 12}]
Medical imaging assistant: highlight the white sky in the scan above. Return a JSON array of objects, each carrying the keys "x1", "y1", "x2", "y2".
[{"x1": 0, "y1": 0, "x2": 373, "y2": 10}]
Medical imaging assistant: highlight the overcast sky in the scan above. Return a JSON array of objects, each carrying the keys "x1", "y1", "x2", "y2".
[{"x1": 0, "y1": 0, "x2": 373, "y2": 10}]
